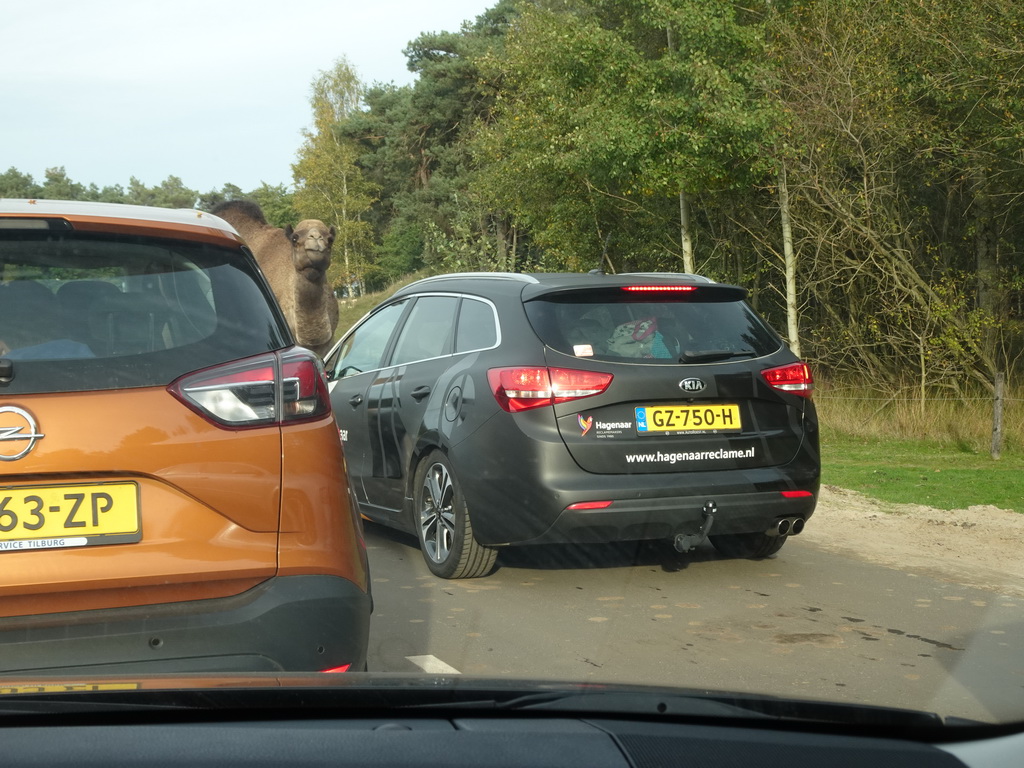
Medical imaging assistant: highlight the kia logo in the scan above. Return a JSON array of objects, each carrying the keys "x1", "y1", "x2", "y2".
[{"x1": 679, "y1": 378, "x2": 706, "y2": 393}]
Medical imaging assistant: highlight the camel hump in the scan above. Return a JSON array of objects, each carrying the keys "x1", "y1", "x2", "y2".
[
  {"x1": 211, "y1": 199, "x2": 267, "y2": 226},
  {"x1": 210, "y1": 200, "x2": 273, "y2": 243}
]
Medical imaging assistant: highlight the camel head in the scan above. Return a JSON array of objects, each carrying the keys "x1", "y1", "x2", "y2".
[{"x1": 285, "y1": 220, "x2": 336, "y2": 282}]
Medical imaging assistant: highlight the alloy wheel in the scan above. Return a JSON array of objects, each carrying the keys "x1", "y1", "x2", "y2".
[{"x1": 419, "y1": 461, "x2": 456, "y2": 564}]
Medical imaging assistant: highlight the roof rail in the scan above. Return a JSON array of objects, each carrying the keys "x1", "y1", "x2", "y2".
[
  {"x1": 618, "y1": 272, "x2": 716, "y2": 284},
  {"x1": 404, "y1": 272, "x2": 540, "y2": 289}
]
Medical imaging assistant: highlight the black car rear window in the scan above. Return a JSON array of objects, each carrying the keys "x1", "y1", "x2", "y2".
[
  {"x1": 524, "y1": 288, "x2": 783, "y2": 364},
  {"x1": 0, "y1": 230, "x2": 288, "y2": 394}
]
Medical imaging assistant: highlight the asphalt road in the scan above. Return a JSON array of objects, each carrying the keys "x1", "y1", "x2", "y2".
[{"x1": 364, "y1": 521, "x2": 1024, "y2": 723}]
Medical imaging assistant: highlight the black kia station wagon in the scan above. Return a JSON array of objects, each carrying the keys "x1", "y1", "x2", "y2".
[{"x1": 324, "y1": 272, "x2": 819, "y2": 579}]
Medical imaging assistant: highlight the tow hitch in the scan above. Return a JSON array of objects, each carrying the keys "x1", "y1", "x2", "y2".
[{"x1": 673, "y1": 500, "x2": 717, "y2": 553}]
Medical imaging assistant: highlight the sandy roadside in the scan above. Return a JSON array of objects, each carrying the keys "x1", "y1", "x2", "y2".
[{"x1": 801, "y1": 485, "x2": 1024, "y2": 596}]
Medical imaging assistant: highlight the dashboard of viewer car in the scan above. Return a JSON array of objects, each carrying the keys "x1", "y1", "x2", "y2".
[{"x1": 3, "y1": 712, "x2": 1022, "y2": 767}]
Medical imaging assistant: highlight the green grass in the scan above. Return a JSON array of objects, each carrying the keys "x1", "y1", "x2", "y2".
[{"x1": 821, "y1": 429, "x2": 1024, "y2": 513}]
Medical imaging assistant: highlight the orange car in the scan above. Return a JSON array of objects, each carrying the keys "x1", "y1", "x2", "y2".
[{"x1": 0, "y1": 199, "x2": 370, "y2": 674}]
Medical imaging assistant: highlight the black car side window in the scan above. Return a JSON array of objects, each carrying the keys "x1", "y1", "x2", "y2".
[
  {"x1": 330, "y1": 300, "x2": 407, "y2": 379},
  {"x1": 454, "y1": 298, "x2": 498, "y2": 353},
  {"x1": 389, "y1": 296, "x2": 458, "y2": 366}
]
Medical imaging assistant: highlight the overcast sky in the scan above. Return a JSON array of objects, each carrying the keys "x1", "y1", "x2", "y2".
[{"x1": 2, "y1": 0, "x2": 495, "y2": 193}]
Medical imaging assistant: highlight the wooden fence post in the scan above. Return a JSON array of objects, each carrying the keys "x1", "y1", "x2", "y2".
[{"x1": 991, "y1": 371, "x2": 1005, "y2": 460}]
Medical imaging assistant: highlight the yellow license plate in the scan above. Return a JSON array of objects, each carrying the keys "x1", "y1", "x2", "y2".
[
  {"x1": 635, "y1": 404, "x2": 742, "y2": 434},
  {"x1": 0, "y1": 482, "x2": 141, "y2": 551}
]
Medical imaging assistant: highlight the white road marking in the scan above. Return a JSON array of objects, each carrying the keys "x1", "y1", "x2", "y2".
[{"x1": 406, "y1": 655, "x2": 461, "y2": 674}]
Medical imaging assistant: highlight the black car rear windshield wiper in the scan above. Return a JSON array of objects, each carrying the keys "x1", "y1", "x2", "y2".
[{"x1": 679, "y1": 349, "x2": 755, "y2": 363}]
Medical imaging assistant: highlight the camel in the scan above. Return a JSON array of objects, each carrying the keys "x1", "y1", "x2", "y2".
[{"x1": 212, "y1": 200, "x2": 339, "y2": 357}]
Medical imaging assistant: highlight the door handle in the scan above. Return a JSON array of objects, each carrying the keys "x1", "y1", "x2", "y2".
[
  {"x1": 411, "y1": 385, "x2": 431, "y2": 401},
  {"x1": 348, "y1": 394, "x2": 363, "y2": 407}
]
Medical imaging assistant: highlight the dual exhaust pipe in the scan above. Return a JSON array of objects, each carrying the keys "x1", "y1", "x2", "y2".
[
  {"x1": 672, "y1": 503, "x2": 806, "y2": 553},
  {"x1": 767, "y1": 516, "x2": 805, "y2": 537}
]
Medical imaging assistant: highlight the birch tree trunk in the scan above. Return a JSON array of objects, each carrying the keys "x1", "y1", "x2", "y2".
[
  {"x1": 679, "y1": 190, "x2": 694, "y2": 274},
  {"x1": 778, "y1": 164, "x2": 800, "y2": 357}
]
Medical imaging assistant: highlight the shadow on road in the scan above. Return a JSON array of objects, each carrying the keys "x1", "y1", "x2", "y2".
[
  {"x1": 496, "y1": 539, "x2": 725, "y2": 574},
  {"x1": 362, "y1": 519, "x2": 730, "y2": 576}
]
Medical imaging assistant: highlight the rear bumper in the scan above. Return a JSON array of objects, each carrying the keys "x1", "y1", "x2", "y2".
[
  {"x1": 0, "y1": 575, "x2": 371, "y2": 675},
  {"x1": 457, "y1": 415, "x2": 819, "y2": 546},
  {"x1": 516, "y1": 488, "x2": 818, "y2": 545}
]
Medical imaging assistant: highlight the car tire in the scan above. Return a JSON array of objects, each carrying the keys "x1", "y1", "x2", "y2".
[
  {"x1": 709, "y1": 532, "x2": 787, "y2": 559},
  {"x1": 413, "y1": 451, "x2": 497, "y2": 579}
]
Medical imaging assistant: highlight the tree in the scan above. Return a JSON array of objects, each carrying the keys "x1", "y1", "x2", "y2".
[
  {"x1": 0, "y1": 167, "x2": 42, "y2": 198},
  {"x1": 40, "y1": 167, "x2": 87, "y2": 200},
  {"x1": 339, "y1": 2, "x2": 520, "y2": 279},
  {"x1": 247, "y1": 184, "x2": 298, "y2": 229},
  {"x1": 764, "y1": 0, "x2": 1023, "y2": 393},
  {"x1": 892, "y1": 0, "x2": 1024, "y2": 384},
  {"x1": 122, "y1": 175, "x2": 199, "y2": 208},
  {"x1": 90, "y1": 183, "x2": 128, "y2": 203},
  {"x1": 470, "y1": 0, "x2": 778, "y2": 273},
  {"x1": 293, "y1": 57, "x2": 377, "y2": 297}
]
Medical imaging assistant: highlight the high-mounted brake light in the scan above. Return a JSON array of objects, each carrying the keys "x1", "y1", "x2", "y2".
[
  {"x1": 0, "y1": 218, "x2": 52, "y2": 230},
  {"x1": 761, "y1": 362, "x2": 814, "y2": 398},
  {"x1": 320, "y1": 664, "x2": 352, "y2": 673},
  {"x1": 169, "y1": 348, "x2": 331, "y2": 428},
  {"x1": 621, "y1": 285, "x2": 698, "y2": 293},
  {"x1": 488, "y1": 367, "x2": 613, "y2": 413}
]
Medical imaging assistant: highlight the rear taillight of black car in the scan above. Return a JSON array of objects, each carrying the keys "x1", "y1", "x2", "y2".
[
  {"x1": 488, "y1": 367, "x2": 614, "y2": 413},
  {"x1": 170, "y1": 348, "x2": 331, "y2": 428},
  {"x1": 761, "y1": 362, "x2": 814, "y2": 398}
]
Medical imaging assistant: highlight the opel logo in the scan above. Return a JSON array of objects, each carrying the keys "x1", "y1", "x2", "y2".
[
  {"x1": 0, "y1": 406, "x2": 44, "y2": 461},
  {"x1": 679, "y1": 378, "x2": 707, "y2": 394}
]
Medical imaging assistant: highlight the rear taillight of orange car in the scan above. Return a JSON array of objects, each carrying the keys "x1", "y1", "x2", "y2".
[
  {"x1": 170, "y1": 348, "x2": 331, "y2": 428},
  {"x1": 488, "y1": 367, "x2": 613, "y2": 413},
  {"x1": 761, "y1": 362, "x2": 814, "y2": 398}
]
